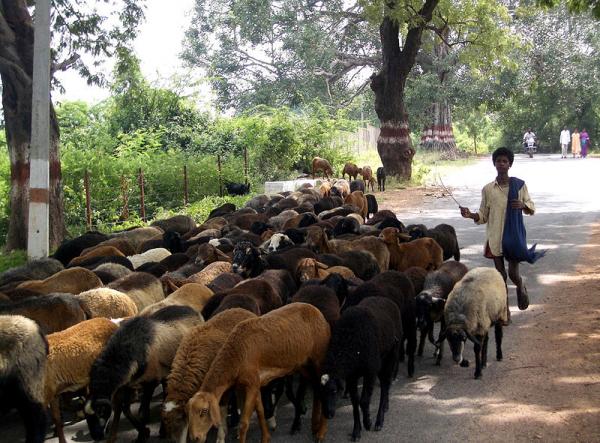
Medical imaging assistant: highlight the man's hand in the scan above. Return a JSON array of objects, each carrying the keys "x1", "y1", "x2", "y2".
[
  {"x1": 511, "y1": 200, "x2": 525, "y2": 209},
  {"x1": 460, "y1": 206, "x2": 472, "y2": 218}
]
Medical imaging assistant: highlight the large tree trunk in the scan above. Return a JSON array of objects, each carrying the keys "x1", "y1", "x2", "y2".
[
  {"x1": 370, "y1": 0, "x2": 440, "y2": 180},
  {"x1": 1, "y1": 0, "x2": 64, "y2": 251}
]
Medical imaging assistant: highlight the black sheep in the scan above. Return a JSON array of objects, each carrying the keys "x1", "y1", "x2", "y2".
[
  {"x1": 292, "y1": 284, "x2": 340, "y2": 327},
  {"x1": 0, "y1": 257, "x2": 63, "y2": 291},
  {"x1": 225, "y1": 181, "x2": 251, "y2": 196},
  {"x1": 284, "y1": 228, "x2": 307, "y2": 245},
  {"x1": 303, "y1": 272, "x2": 349, "y2": 307},
  {"x1": 208, "y1": 202, "x2": 236, "y2": 219},
  {"x1": 297, "y1": 212, "x2": 319, "y2": 228},
  {"x1": 265, "y1": 246, "x2": 317, "y2": 283},
  {"x1": 250, "y1": 221, "x2": 273, "y2": 235},
  {"x1": 346, "y1": 270, "x2": 417, "y2": 377},
  {"x1": 320, "y1": 296, "x2": 401, "y2": 441},
  {"x1": 350, "y1": 180, "x2": 365, "y2": 193},
  {"x1": 231, "y1": 241, "x2": 267, "y2": 278},
  {"x1": 376, "y1": 167, "x2": 386, "y2": 192},
  {"x1": 333, "y1": 217, "x2": 360, "y2": 237},
  {"x1": 52, "y1": 231, "x2": 108, "y2": 266},
  {"x1": 407, "y1": 223, "x2": 460, "y2": 261},
  {"x1": 338, "y1": 250, "x2": 381, "y2": 281},
  {"x1": 376, "y1": 217, "x2": 406, "y2": 231},
  {"x1": 365, "y1": 194, "x2": 378, "y2": 219},
  {"x1": 255, "y1": 269, "x2": 297, "y2": 304}
]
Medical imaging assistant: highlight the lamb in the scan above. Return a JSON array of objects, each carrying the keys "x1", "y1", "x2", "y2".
[
  {"x1": 44, "y1": 318, "x2": 118, "y2": 443},
  {"x1": 0, "y1": 257, "x2": 63, "y2": 291},
  {"x1": 52, "y1": 231, "x2": 109, "y2": 265},
  {"x1": 376, "y1": 167, "x2": 386, "y2": 192},
  {"x1": 312, "y1": 157, "x2": 334, "y2": 179},
  {"x1": 360, "y1": 166, "x2": 376, "y2": 192},
  {"x1": 75, "y1": 287, "x2": 139, "y2": 319},
  {"x1": 440, "y1": 267, "x2": 507, "y2": 378},
  {"x1": 140, "y1": 283, "x2": 214, "y2": 316},
  {"x1": 16, "y1": 267, "x2": 103, "y2": 295},
  {"x1": 319, "y1": 181, "x2": 332, "y2": 197},
  {"x1": 127, "y1": 247, "x2": 172, "y2": 269},
  {"x1": 320, "y1": 296, "x2": 401, "y2": 441},
  {"x1": 342, "y1": 162, "x2": 362, "y2": 180},
  {"x1": 108, "y1": 272, "x2": 165, "y2": 311},
  {"x1": 69, "y1": 254, "x2": 134, "y2": 272},
  {"x1": 186, "y1": 303, "x2": 330, "y2": 443},
  {"x1": 344, "y1": 190, "x2": 368, "y2": 221},
  {"x1": 254, "y1": 269, "x2": 297, "y2": 305},
  {"x1": 0, "y1": 315, "x2": 48, "y2": 443},
  {"x1": 0, "y1": 293, "x2": 89, "y2": 334},
  {"x1": 313, "y1": 196, "x2": 343, "y2": 215},
  {"x1": 282, "y1": 212, "x2": 318, "y2": 230},
  {"x1": 151, "y1": 214, "x2": 197, "y2": 234},
  {"x1": 333, "y1": 216, "x2": 360, "y2": 237},
  {"x1": 68, "y1": 245, "x2": 125, "y2": 267},
  {"x1": 379, "y1": 227, "x2": 443, "y2": 271},
  {"x1": 162, "y1": 308, "x2": 258, "y2": 443},
  {"x1": 296, "y1": 258, "x2": 355, "y2": 283},
  {"x1": 85, "y1": 305, "x2": 203, "y2": 442},
  {"x1": 407, "y1": 223, "x2": 460, "y2": 261}
]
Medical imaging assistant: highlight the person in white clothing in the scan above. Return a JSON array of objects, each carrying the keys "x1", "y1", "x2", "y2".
[
  {"x1": 560, "y1": 126, "x2": 570, "y2": 158},
  {"x1": 523, "y1": 128, "x2": 536, "y2": 151}
]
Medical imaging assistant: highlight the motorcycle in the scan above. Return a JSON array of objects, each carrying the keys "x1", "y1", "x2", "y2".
[{"x1": 523, "y1": 138, "x2": 537, "y2": 158}]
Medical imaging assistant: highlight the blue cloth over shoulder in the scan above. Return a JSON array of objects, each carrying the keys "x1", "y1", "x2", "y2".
[{"x1": 502, "y1": 177, "x2": 546, "y2": 263}]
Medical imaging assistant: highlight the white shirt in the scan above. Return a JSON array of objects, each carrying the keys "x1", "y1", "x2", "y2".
[
  {"x1": 523, "y1": 132, "x2": 536, "y2": 143},
  {"x1": 560, "y1": 130, "x2": 570, "y2": 144}
]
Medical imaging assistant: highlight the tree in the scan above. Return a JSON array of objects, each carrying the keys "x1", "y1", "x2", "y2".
[{"x1": 0, "y1": 0, "x2": 144, "y2": 250}]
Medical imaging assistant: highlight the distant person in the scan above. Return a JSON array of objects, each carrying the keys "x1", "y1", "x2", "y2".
[
  {"x1": 523, "y1": 128, "x2": 536, "y2": 150},
  {"x1": 571, "y1": 128, "x2": 581, "y2": 158},
  {"x1": 460, "y1": 147, "x2": 545, "y2": 322},
  {"x1": 560, "y1": 126, "x2": 570, "y2": 158},
  {"x1": 580, "y1": 128, "x2": 590, "y2": 158}
]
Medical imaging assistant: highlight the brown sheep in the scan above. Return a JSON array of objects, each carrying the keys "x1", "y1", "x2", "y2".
[
  {"x1": 319, "y1": 181, "x2": 332, "y2": 198},
  {"x1": 162, "y1": 308, "x2": 258, "y2": 443},
  {"x1": 44, "y1": 318, "x2": 118, "y2": 443},
  {"x1": 342, "y1": 162, "x2": 362, "y2": 181},
  {"x1": 331, "y1": 179, "x2": 351, "y2": 199},
  {"x1": 184, "y1": 262, "x2": 232, "y2": 287},
  {"x1": 108, "y1": 272, "x2": 165, "y2": 311},
  {"x1": 186, "y1": 303, "x2": 330, "y2": 443},
  {"x1": 296, "y1": 258, "x2": 355, "y2": 283},
  {"x1": 75, "y1": 288, "x2": 138, "y2": 319},
  {"x1": 110, "y1": 226, "x2": 163, "y2": 253},
  {"x1": 82, "y1": 237, "x2": 136, "y2": 257},
  {"x1": 140, "y1": 283, "x2": 214, "y2": 316},
  {"x1": 361, "y1": 166, "x2": 376, "y2": 192},
  {"x1": 344, "y1": 190, "x2": 368, "y2": 221},
  {"x1": 312, "y1": 157, "x2": 334, "y2": 179},
  {"x1": 195, "y1": 243, "x2": 231, "y2": 268},
  {"x1": 379, "y1": 227, "x2": 443, "y2": 272},
  {"x1": 16, "y1": 267, "x2": 103, "y2": 295},
  {"x1": 404, "y1": 266, "x2": 429, "y2": 294},
  {"x1": 68, "y1": 246, "x2": 125, "y2": 267}
]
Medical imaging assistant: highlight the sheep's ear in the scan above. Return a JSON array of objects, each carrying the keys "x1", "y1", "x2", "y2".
[
  {"x1": 316, "y1": 261, "x2": 329, "y2": 270},
  {"x1": 215, "y1": 249, "x2": 230, "y2": 260},
  {"x1": 208, "y1": 393, "x2": 221, "y2": 428},
  {"x1": 397, "y1": 232, "x2": 412, "y2": 242}
]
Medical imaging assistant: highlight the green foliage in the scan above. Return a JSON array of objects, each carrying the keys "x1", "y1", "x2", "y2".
[{"x1": 0, "y1": 250, "x2": 27, "y2": 274}]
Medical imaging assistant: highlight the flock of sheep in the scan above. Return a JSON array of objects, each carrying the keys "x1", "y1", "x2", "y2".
[{"x1": 0, "y1": 162, "x2": 509, "y2": 443}]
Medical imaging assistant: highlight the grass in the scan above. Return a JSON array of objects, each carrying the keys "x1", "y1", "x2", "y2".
[{"x1": 0, "y1": 250, "x2": 27, "y2": 274}]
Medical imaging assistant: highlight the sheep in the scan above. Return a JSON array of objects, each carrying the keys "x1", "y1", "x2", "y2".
[
  {"x1": 68, "y1": 245, "x2": 125, "y2": 267},
  {"x1": 342, "y1": 162, "x2": 362, "y2": 180},
  {"x1": 92, "y1": 261, "x2": 133, "y2": 285},
  {"x1": 379, "y1": 227, "x2": 443, "y2": 271},
  {"x1": 136, "y1": 262, "x2": 169, "y2": 278},
  {"x1": 361, "y1": 166, "x2": 376, "y2": 192},
  {"x1": 282, "y1": 212, "x2": 318, "y2": 230},
  {"x1": 376, "y1": 167, "x2": 386, "y2": 192},
  {"x1": 349, "y1": 179, "x2": 365, "y2": 193},
  {"x1": 222, "y1": 226, "x2": 262, "y2": 246},
  {"x1": 0, "y1": 315, "x2": 48, "y2": 443},
  {"x1": 109, "y1": 226, "x2": 163, "y2": 253},
  {"x1": 85, "y1": 305, "x2": 203, "y2": 442},
  {"x1": 284, "y1": 227, "x2": 307, "y2": 245},
  {"x1": 151, "y1": 214, "x2": 197, "y2": 234},
  {"x1": 140, "y1": 283, "x2": 214, "y2": 316},
  {"x1": 127, "y1": 247, "x2": 172, "y2": 269},
  {"x1": 439, "y1": 260, "x2": 469, "y2": 283},
  {"x1": 254, "y1": 269, "x2": 297, "y2": 305},
  {"x1": 194, "y1": 243, "x2": 231, "y2": 267},
  {"x1": 407, "y1": 223, "x2": 461, "y2": 261},
  {"x1": 440, "y1": 267, "x2": 507, "y2": 378},
  {"x1": 346, "y1": 271, "x2": 417, "y2": 377},
  {"x1": 185, "y1": 261, "x2": 233, "y2": 286},
  {"x1": 312, "y1": 157, "x2": 334, "y2": 179},
  {"x1": 320, "y1": 296, "x2": 401, "y2": 441},
  {"x1": 186, "y1": 303, "x2": 330, "y2": 443},
  {"x1": 52, "y1": 231, "x2": 109, "y2": 266},
  {"x1": 75, "y1": 288, "x2": 139, "y2": 319},
  {"x1": 209, "y1": 202, "x2": 238, "y2": 219},
  {"x1": 231, "y1": 241, "x2": 268, "y2": 278},
  {"x1": 296, "y1": 258, "x2": 355, "y2": 283},
  {"x1": 204, "y1": 279, "x2": 282, "y2": 319},
  {"x1": 206, "y1": 272, "x2": 243, "y2": 293},
  {"x1": 318, "y1": 204, "x2": 360, "y2": 220},
  {"x1": 225, "y1": 181, "x2": 251, "y2": 195},
  {"x1": 69, "y1": 254, "x2": 134, "y2": 272},
  {"x1": 366, "y1": 194, "x2": 378, "y2": 219},
  {"x1": 160, "y1": 262, "x2": 205, "y2": 293},
  {"x1": 292, "y1": 284, "x2": 341, "y2": 328},
  {"x1": 44, "y1": 318, "x2": 118, "y2": 443},
  {"x1": 211, "y1": 293, "x2": 261, "y2": 317},
  {"x1": 313, "y1": 196, "x2": 343, "y2": 215},
  {"x1": 344, "y1": 190, "x2": 368, "y2": 221},
  {"x1": 0, "y1": 257, "x2": 64, "y2": 291},
  {"x1": 16, "y1": 267, "x2": 103, "y2": 295},
  {"x1": 250, "y1": 221, "x2": 274, "y2": 236},
  {"x1": 264, "y1": 246, "x2": 319, "y2": 283},
  {"x1": 318, "y1": 250, "x2": 380, "y2": 281},
  {"x1": 333, "y1": 216, "x2": 360, "y2": 237},
  {"x1": 82, "y1": 237, "x2": 137, "y2": 257},
  {"x1": 403, "y1": 266, "x2": 428, "y2": 294},
  {"x1": 0, "y1": 293, "x2": 89, "y2": 334},
  {"x1": 331, "y1": 179, "x2": 351, "y2": 199},
  {"x1": 319, "y1": 181, "x2": 332, "y2": 197},
  {"x1": 267, "y1": 209, "x2": 299, "y2": 231},
  {"x1": 108, "y1": 272, "x2": 165, "y2": 311},
  {"x1": 260, "y1": 233, "x2": 295, "y2": 253},
  {"x1": 158, "y1": 252, "x2": 191, "y2": 272},
  {"x1": 162, "y1": 308, "x2": 258, "y2": 442}
]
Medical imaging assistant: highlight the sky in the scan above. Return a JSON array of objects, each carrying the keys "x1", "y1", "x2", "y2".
[{"x1": 54, "y1": 0, "x2": 198, "y2": 104}]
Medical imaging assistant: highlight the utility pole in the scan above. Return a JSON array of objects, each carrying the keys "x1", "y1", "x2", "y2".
[{"x1": 27, "y1": 0, "x2": 51, "y2": 258}]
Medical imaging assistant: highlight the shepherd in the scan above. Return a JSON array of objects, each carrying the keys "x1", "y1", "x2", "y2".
[{"x1": 459, "y1": 147, "x2": 545, "y2": 323}]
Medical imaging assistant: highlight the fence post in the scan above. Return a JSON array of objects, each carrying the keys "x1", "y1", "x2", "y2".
[
  {"x1": 183, "y1": 165, "x2": 189, "y2": 206},
  {"x1": 138, "y1": 167, "x2": 146, "y2": 222},
  {"x1": 120, "y1": 175, "x2": 129, "y2": 220},
  {"x1": 217, "y1": 154, "x2": 223, "y2": 197},
  {"x1": 244, "y1": 146, "x2": 248, "y2": 185},
  {"x1": 84, "y1": 170, "x2": 92, "y2": 231}
]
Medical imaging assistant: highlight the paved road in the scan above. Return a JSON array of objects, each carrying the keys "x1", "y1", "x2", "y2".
[{"x1": 3, "y1": 154, "x2": 599, "y2": 443}]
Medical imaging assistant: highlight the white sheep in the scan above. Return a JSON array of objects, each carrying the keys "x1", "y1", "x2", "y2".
[
  {"x1": 75, "y1": 287, "x2": 138, "y2": 319},
  {"x1": 127, "y1": 247, "x2": 171, "y2": 269},
  {"x1": 441, "y1": 267, "x2": 507, "y2": 378}
]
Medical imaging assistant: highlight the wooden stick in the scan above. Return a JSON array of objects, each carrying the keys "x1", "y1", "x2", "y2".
[{"x1": 437, "y1": 174, "x2": 463, "y2": 207}]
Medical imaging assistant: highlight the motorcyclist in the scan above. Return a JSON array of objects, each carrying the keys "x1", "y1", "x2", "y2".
[{"x1": 523, "y1": 128, "x2": 536, "y2": 150}]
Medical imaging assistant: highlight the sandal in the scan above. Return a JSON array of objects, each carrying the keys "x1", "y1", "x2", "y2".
[{"x1": 517, "y1": 285, "x2": 529, "y2": 311}]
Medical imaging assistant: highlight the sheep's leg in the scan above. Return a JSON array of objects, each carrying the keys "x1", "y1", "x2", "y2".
[
  {"x1": 417, "y1": 325, "x2": 427, "y2": 357},
  {"x1": 482, "y1": 333, "x2": 490, "y2": 368},
  {"x1": 290, "y1": 377, "x2": 308, "y2": 434},
  {"x1": 217, "y1": 404, "x2": 228, "y2": 443},
  {"x1": 495, "y1": 323, "x2": 504, "y2": 361},
  {"x1": 49, "y1": 397, "x2": 66, "y2": 443},
  {"x1": 347, "y1": 377, "x2": 362, "y2": 441},
  {"x1": 360, "y1": 374, "x2": 375, "y2": 432},
  {"x1": 253, "y1": 388, "x2": 271, "y2": 443},
  {"x1": 106, "y1": 390, "x2": 125, "y2": 443},
  {"x1": 435, "y1": 320, "x2": 446, "y2": 366},
  {"x1": 310, "y1": 383, "x2": 328, "y2": 443},
  {"x1": 375, "y1": 353, "x2": 395, "y2": 431},
  {"x1": 19, "y1": 396, "x2": 46, "y2": 443},
  {"x1": 122, "y1": 388, "x2": 150, "y2": 443},
  {"x1": 407, "y1": 325, "x2": 417, "y2": 377},
  {"x1": 238, "y1": 386, "x2": 270, "y2": 443},
  {"x1": 138, "y1": 382, "x2": 156, "y2": 425},
  {"x1": 473, "y1": 336, "x2": 483, "y2": 379}
]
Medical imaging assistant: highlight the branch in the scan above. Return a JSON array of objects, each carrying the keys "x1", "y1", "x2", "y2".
[
  {"x1": 233, "y1": 47, "x2": 278, "y2": 74},
  {"x1": 51, "y1": 53, "x2": 80, "y2": 74},
  {"x1": 340, "y1": 77, "x2": 371, "y2": 107}
]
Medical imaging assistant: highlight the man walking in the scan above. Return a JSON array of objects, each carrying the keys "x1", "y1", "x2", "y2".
[{"x1": 560, "y1": 126, "x2": 570, "y2": 158}]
